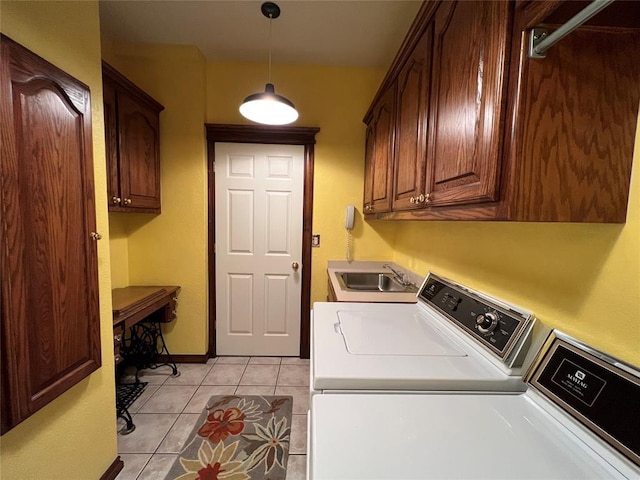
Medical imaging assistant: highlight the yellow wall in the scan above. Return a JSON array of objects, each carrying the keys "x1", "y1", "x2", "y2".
[
  {"x1": 108, "y1": 214, "x2": 130, "y2": 288},
  {"x1": 392, "y1": 115, "x2": 640, "y2": 367},
  {"x1": 0, "y1": 1, "x2": 118, "y2": 479},
  {"x1": 104, "y1": 44, "x2": 209, "y2": 354}
]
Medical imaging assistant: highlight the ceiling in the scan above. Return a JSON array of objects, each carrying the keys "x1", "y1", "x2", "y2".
[{"x1": 99, "y1": 0, "x2": 423, "y2": 68}]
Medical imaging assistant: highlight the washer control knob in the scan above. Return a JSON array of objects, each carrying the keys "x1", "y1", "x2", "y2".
[{"x1": 476, "y1": 311, "x2": 499, "y2": 334}]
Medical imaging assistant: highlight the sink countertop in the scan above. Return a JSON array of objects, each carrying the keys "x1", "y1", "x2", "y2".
[{"x1": 327, "y1": 260, "x2": 421, "y2": 303}]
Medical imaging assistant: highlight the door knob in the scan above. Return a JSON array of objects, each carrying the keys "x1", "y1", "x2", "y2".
[
  {"x1": 292, "y1": 262, "x2": 299, "y2": 271},
  {"x1": 90, "y1": 232, "x2": 102, "y2": 240}
]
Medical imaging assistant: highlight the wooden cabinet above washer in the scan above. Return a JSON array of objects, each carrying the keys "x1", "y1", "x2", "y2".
[
  {"x1": 103, "y1": 62, "x2": 164, "y2": 213},
  {"x1": 363, "y1": 0, "x2": 640, "y2": 223}
]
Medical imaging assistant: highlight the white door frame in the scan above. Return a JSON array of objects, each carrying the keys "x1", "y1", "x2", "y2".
[{"x1": 206, "y1": 124, "x2": 320, "y2": 358}]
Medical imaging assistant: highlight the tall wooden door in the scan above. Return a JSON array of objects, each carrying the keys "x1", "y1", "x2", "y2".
[
  {"x1": 215, "y1": 143, "x2": 304, "y2": 356},
  {"x1": 0, "y1": 35, "x2": 101, "y2": 433}
]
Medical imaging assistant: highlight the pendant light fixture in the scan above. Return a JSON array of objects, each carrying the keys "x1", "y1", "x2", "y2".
[{"x1": 239, "y1": 2, "x2": 299, "y2": 125}]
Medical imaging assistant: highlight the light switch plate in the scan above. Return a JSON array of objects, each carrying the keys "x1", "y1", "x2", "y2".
[{"x1": 312, "y1": 234, "x2": 320, "y2": 247}]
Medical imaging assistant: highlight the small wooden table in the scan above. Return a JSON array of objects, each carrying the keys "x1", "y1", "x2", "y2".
[
  {"x1": 113, "y1": 285, "x2": 180, "y2": 329},
  {"x1": 112, "y1": 285, "x2": 180, "y2": 434}
]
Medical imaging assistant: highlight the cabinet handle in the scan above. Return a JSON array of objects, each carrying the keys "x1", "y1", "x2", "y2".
[
  {"x1": 417, "y1": 194, "x2": 425, "y2": 203},
  {"x1": 171, "y1": 309, "x2": 177, "y2": 316},
  {"x1": 114, "y1": 354, "x2": 122, "y2": 363},
  {"x1": 90, "y1": 232, "x2": 102, "y2": 240},
  {"x1": 111, "y1": 196, "x2": 121, "y2": 205},
  {"x1": 114, "y1": 333, "x2": 122, "y2": 343},
  {"x1": 172, "y1": 296, "x2": 178, "y2": 302},
  {"x1": 410, "y1": 196, "x2": 416, "y2": 204},
  {"x1": 425, "y1": 193, "x2": 431, "y2": 204},
  {"x1": 123, "y1": 198, "x2": 132, "y2": 205}
]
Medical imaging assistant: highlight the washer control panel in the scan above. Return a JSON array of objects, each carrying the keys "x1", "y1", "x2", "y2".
[{"x1": 418, "y1": 274, "x2": 530, "y2": 359}]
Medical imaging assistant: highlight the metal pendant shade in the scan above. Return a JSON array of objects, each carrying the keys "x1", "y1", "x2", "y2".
[
  {"x1": 240, "y1": 82, "x2": 298, "y2": 125},
  {"x1": 239, "y1": 2, "x2": 298, "y2": 125}
]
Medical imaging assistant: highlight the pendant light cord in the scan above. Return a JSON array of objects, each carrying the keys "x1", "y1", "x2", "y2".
[{"x1": 268, "y1": 14, "x2": 273, "y2": 83}]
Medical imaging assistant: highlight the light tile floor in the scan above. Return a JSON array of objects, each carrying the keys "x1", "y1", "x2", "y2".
[{"x1": 116, "y1": 356, "x2": 309, "y2": 480}]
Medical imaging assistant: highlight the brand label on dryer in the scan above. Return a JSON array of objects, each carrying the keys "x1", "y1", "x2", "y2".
[{"x1": 551, "y1": 359, "x2": 606, "y2": 406}]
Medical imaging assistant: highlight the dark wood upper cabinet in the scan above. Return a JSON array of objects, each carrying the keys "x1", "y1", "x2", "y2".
[
  {"x1": 392, "y1": 24, "x2": 433, "y2": 212},
  {"x1": 0, "y1": 35, "x2": 102, "y2": 434},
  {"x1": 364, "y1": 0, "x2": 640, "y2": 223},
  {"x1": 103, "y1": 62, "x2": 163, "y2": 213},
  {"x1": 363, "y1": 84, "x2": 395, "y2": 214},
  {"x1": 426, "y1": 0, "x2": 510, "y2": 207}
]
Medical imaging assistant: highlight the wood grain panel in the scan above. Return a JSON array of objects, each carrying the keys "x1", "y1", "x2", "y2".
[
  {"x1": 363, "y1": 123, "x2": 375, "y2": 209},
  {"x1": 372, "y1": 87, "x2": 395, "y2": 210},
  {"x1": 392, "y1": 24, "x2": 432, "y2": 212},
  {"x1": 515, "y1": 28, "x2": 640, "y2": 222},
  {"x1": 364, "y1": 85, "x2": 395, "y2": 214},
  {"x1": 425, "y1": 0, "x2": 511, "y2": 207},
  {"x1": 117, "y1": 90, "x2": 161, "y2": 209},
  {"x1": 19, "y1": 84, "x2": 93, "y2": 396},
  {"x1": 103, "y1": 77, "x2": 120, "y2": 207},
  {"x1": 1, "y1": 35, "x2": 101, "y2": 433}
]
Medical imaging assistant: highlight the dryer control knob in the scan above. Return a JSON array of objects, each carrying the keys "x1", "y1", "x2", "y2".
[{"x1": 476, "y1": 311, "x2": 499, "y2": 334}]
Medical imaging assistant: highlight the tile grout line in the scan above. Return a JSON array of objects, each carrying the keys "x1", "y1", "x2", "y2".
[
  {"x1": 133, "y1": 453, "x2": 154, "y2": 480},
  {"x1": 277, "y1": 361, "x2": 283, "y2": 389},
  {"x1": 234, "y1": 360, "x2": 250, "y2": 394}
]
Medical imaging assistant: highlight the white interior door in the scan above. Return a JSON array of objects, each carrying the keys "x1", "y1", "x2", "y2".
[{"x1": 215, "y1": 142, "x2": 304, "y2": 356}]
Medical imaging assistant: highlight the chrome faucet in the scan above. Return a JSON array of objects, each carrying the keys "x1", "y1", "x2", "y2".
[{"x1": 383, "y1": 264, "x2": 412, "y2": 287}]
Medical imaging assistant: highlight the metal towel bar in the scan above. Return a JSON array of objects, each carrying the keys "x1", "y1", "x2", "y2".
[{"x1": 529, "y1": 0, "x2": 615, "y2": 58}]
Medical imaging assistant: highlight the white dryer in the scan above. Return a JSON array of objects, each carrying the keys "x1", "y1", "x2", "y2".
[
  {"x1": 309, "y1": 330, "x2": 640, "y2": 479},
  {"x1": 312, "y1": 272, "x2": 549, "y2": 394}
]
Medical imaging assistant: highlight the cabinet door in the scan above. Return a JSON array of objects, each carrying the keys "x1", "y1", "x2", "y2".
[
  {"x1": 103, "y1": 76, "x2": 121, "y2": 209},
  {"x1": 363, "y1": 123, "x2": 375, "y2": 210},
  {"x1": 117, "y1": 89, "x2": 161, "y2": 210},
  {"x1": 363, "y1": 85, "x2": 395, "y2": 214},
  {"x1": 0, "y1": 35, "x2": 101, "y2": 433},
  {"x1": 392, "y1": 25, "x2": 433, "y2": 211},
  {"x1": 426, "y1": 1, "x2": 510, "y2": 207}
]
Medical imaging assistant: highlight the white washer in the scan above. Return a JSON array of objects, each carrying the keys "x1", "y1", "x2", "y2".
[
  {"x1": 309, "y1": 331, "x2": 640, "y2": 479},
  {"x1": 312, "y1": 272, "x2": 549, "y2": 394}
]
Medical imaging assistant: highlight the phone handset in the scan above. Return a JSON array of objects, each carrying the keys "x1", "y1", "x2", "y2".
[
  {"x1": 345, "y1": 205, "x2": 355, "y2": 230},
  {"x1": 345, "y1": 205, "x2": 355, "y2": 261}
]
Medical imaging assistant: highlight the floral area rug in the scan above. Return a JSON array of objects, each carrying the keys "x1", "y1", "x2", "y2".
[{"x1": 164, "y1": 395, "x2": 293, "y2": 480}]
